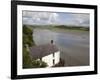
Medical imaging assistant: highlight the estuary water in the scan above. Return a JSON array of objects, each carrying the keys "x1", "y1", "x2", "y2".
[{"x1": 33, "y1": 28, "x2": 89, "y2": 66}]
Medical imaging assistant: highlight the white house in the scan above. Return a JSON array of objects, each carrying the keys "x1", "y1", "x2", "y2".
[{"x1": 29, "y1": 41, "x2": 60, "y2": 67}]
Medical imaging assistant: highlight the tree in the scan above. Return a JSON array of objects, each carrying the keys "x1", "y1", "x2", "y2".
[
  {"x1": 23, "y1": 47, "x2": 33, "y2": 68},
  {"x1": 23, "y1": 25, "x2": 34, "y2": 47},
  {"x1": 23, "y1": 25, "x2": 48, "y2": 68}
]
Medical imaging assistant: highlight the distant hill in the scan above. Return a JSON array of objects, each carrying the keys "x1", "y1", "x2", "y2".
[
  {"x1": 23, "y1": 25, "x2": 89, "y2": 31},
  {"x1": 54, "y1": 25, "x2": 89, "y2": 31}
]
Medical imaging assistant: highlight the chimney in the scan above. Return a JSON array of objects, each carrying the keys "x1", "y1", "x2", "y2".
[{"x1": 51, "y1": 40, "x2": 53, "y2": 44}]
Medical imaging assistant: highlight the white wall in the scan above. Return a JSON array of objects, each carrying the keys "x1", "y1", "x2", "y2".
[
  {"x1": 54, "y1": 51, "x2": 60, "y2": 64},
  {"x1": 42, "y1": 51, "x2": 60, "y2": 67},
  {"x1": 42, "y1": 54, "x2": 53, "y2": 67},
  {"x1": 0, "y1": 0, "x2": 100, "y2": 80}
]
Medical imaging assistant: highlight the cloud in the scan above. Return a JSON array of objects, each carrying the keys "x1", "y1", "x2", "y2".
[
  {"x1": 22, "y1": 11, "x2": 90, "y2": 27},
  {"x1": 23, "y1": 11, "x2": 59, "y2": 25},
  {"x1": 48, "y1": 13, "x2": 59, "y2": 24},
  {"x1": 71, "y1": 13, "x2": 90, "y2": 26}
]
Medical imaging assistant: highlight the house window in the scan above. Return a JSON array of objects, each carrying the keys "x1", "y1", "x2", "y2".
[{"x1": 53, "y1": 59, "x2": 55, "y2": 65}]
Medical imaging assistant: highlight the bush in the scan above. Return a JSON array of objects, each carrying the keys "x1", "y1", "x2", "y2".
[
  {"x1": 32, "y1": 60, "x2": 48, "y2": 68},
  {"x1": 40, "y1": 61, "x2": 48, "y2": 67}
]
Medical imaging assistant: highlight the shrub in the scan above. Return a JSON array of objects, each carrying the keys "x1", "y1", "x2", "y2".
[{"x1": 32, "y1": 60, "x2": 48, "y2": 68}]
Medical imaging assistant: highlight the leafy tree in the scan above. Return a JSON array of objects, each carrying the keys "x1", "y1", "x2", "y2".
[
  {"x1": 23, "y1": 25, "x2": 34, "y2": 47},
  {"x1": 23, "y1": 25, "x2": 48, "y2": 68},
  {"x1": 23, "y1": 47, "x2": 33, "y2": 68},
  {"x1": 23, "y1": 25, "x2": 33, "y2": 35}
]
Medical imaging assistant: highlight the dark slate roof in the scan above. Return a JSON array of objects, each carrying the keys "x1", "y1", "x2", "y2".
[{"x1": 29, "y1": 44, "x2": 59, "y2": 59}]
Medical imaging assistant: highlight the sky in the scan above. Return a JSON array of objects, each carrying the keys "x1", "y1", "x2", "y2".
[{"x1": 22, "y1": 11, "x2": 90, "y2": 27}]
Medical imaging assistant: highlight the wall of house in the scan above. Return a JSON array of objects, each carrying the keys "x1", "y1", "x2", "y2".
[
  {"x1": 54, "y1": 51, "x2": 60, "y2": 64},
  {"x1": 42, "y1": 54, "x2": 53, "y2": 67},
  {"x1": 42, "y1": 51, "x2": 60, "y2": 67}
]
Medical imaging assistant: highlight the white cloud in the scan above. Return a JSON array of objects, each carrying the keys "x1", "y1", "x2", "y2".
[
  {"x1": 22, "y1": 11, "x2": 59, "y2": 25},
  {"x1": 22, "y1": 11, "x2": 89, "y2": 26},
  {"x1": 71, "y1": 13, "x2": 90, "y2": 26},
  {"x1": 48, "y1": 13, "x2": 59, "y2": 24}
]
